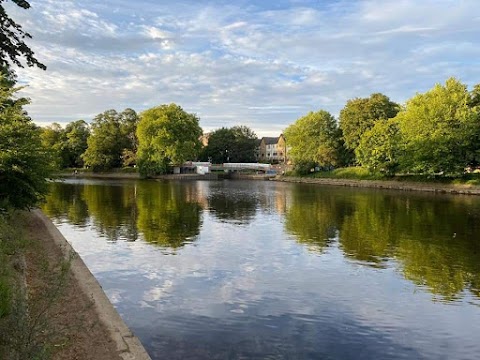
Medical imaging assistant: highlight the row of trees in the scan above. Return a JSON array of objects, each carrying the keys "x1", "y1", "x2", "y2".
[
  {"x1": 41, "y1": 108, "x2": 140, "y2": 170},
  {"x1": 41, "y1": 76, "x2": 480, "y2": 179},
  {"x1": 286, "y1": 78, "x2": 480, "y2": 176},
  {"x1": 40, "y1": 106, "x2": 262, "y2": 176}
]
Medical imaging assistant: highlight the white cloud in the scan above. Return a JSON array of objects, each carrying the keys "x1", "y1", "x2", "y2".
[{"x1": 6, "y1": 0, "x2": 480, "y2": 136}]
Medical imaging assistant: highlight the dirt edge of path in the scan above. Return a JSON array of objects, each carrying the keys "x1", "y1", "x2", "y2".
[{"x1": 30, "y1": 210, "x2": 151, "y2": 360}]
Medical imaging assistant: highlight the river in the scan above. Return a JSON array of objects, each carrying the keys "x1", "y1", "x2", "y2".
[{"x1": 42, "y1": 178, "x2": 480, "y2": 360}]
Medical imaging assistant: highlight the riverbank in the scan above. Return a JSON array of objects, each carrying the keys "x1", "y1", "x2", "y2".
[
  {"x1": 57, "y1": 171, "x2": 274, "y2": 181},
  {"x1": 56, "y1": 170, "x2": 480, "y2": 195},
  {"x1": 274, "y1": 176, "x2": 480, "y2": 195},
  {"x1": 25, "y1": 211, "x2": 151, "y2": 360}
]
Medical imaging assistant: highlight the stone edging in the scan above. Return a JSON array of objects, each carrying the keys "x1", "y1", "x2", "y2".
[
  {"x1": 32, "y1": 210, "x2": 152, "y2": 360},
  {"x1": 273, "y1": 176, "x2": 480, "y2": 196}
]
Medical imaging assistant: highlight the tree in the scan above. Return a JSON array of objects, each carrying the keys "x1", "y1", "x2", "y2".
[
  {"x1": 200, "y1": 125, "x2": 257, "y2": 163},
  {"x1": 200, "y1": 127, "x2": 234, "y2": 164},
  {"x1": 339, "y1": 93, "x2": 399, "y2": 152},
  {"x1": 82, "y1": 109, "x2": 137, "y2": 171},
  {"x1": 0, "y1": 77, "x2": 52, "y2": 210},
  {"x1": 82, "y1": 110, "x2": 125, "y2": 171},
  {"x1": 63, "y1": 120, "x2": 90, "y2": 168},
  {"x1": 284, "y1": 110, "x2": 343, "y2": 173},
  {"x1": 0, "y1": 0, "x2": 46, "y2": 70},
  {"x1": 469, "y1": 84, "x2": 480, "y2": 108},
  {"x1": 136, "y1": 103, "x2": 202, "y2": 176},
  {"x1": 39, "y1": 122, "x2": 66, "y2": 169},
  {"x1": 396, "y1": 77, "x2": 480, "y2": 175},
  {"x1": 230, "y1": 126, "x2": 257, "y2": 162},
  {"x1": 118, "y1": 108, "x2": 139, "y2": 167},
  {"x1": 356, "y1": 119, "x2": 402, "y2": 175},
  {"x1": 39, "y1": 120, "x2": 90, "y2": 169}
]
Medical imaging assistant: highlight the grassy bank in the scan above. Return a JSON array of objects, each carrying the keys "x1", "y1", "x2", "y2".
[
  {"x1": 288, "y1": 167, "x2": 480, "y2": 186},
  {"x1": 0, "y1": 212, "x2": 72, "y2": 360},
  {"x1": 0, "y1": 212, "x2": 31, "y2": 359}
]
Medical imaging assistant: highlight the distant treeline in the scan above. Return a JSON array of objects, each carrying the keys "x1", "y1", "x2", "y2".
[{"x1": 39, "y1": 77, "x2": 480, "y2": 179}]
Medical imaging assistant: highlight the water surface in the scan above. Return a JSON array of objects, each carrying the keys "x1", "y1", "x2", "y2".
[{"x1": 43, "y1": 179, "x2": 480, "y2": 359}]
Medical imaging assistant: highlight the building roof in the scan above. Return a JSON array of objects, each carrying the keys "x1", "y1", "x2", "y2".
[{"x1": 263, "y1": 136, "x2": 280, "y2": 145}]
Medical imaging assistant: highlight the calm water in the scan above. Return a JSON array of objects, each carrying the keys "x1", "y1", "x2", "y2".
[{"x1": 43, "y1": 179, "x2": 480, "y2": 360}]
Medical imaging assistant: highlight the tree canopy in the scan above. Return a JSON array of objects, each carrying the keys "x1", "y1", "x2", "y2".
[
  {"x1": 0, "y1": 77, "x2": 52, "y2": 210},
  {"x1": 82, "y1": 108, "x2": 138, "y2": 171},
  {"x1": 136, "y1": 103, "x2": 202, "y2": 177},
  {"x1": 339, "y1": 93, "x2": 399, "y2": 152},
  {"x1": 39, "y1": 120, "x2": 90, "y2": 169},
  {"x1": 0, "y1": 0, "x2": 45, "y2": 70},
  {"x1": 64, "y1": 120, "x2": 90, "y2": 168},
  {"x1": 356, "y1": 119, "x2": 401, "y2": 175},
  {"x1": 200, "y1": 125, "x2": 257, "y2": 163},
  {"x1": 396, "y1": 77, "x2": 480, "y2": 175},
  {"x1": 284, "y1": 110, "x2": 343, "y2": 172}
]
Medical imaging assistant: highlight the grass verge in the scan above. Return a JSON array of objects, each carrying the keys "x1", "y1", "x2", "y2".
[
  {"x1": 0, "y1": 211, "x2": 73, "y2": 360},
  {"x1": 287, "y1": 167, "x2": 480, "y2": 186}
]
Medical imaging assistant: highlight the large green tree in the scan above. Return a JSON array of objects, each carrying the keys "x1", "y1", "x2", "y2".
[
  {"x1": 64, "y1": 120, "x2": 90, "y2": 168},
  {"x1": 82, "y1": 109, "x2": 138, "y2": 171},
  {"x1": 136, "y1": 103, "x2": 202, "y2": 176},
  {"x1": 339, "y1": 93, "x2": 399, "y2": 152},
  {"x1": 284, "y1": 110, "x2": 343, "y2": 172},
  {"x1": 200, "y1": 125, "x2": 257, "y2": 163},
  {"x1": 0, "y1": 78, "x2": 52, "y2": 209},
  {"x1": 39, "y1": 122, "x2": 66, "y2": 169},
  {"x1": 396, "y1": 77, "x2": 480, "y2": 175}
]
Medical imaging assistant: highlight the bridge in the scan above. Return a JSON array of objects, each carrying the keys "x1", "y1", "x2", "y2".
[{"x1": 179, "y1": 162, "x2": 276, "y2": 174}]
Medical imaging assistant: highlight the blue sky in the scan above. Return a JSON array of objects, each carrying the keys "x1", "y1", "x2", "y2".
[{"x1": 8, "y1": 0, "x2": 480, "y2": 136}]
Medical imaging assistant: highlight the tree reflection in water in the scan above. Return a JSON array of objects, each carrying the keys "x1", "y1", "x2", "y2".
[
  {"x1": 43, "y1": 180, "x2": 480, "y2": 301},
  {"x1": 284, "y1": 185, "x2": 480, "y2": 300}
]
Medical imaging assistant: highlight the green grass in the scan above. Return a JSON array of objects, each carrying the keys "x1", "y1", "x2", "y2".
[
  {"x1": 311, "y1": 167, "x2": 386, "y2": 180},
  {"x1": 0, "y1": 211, "x2": 75, "y2": 360},
  {"x1": 287, "y1": 167, "x2": 480, "y2": 186},
  {"x1": 0, "y1": 212, "x2": 23, "y2": 358}
]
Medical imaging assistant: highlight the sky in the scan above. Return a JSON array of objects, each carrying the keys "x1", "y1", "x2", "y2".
[{"x1": 7, "y1": 0, "x2": 480, "y2": 136}]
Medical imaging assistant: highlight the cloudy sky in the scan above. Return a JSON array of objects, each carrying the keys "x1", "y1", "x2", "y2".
[{"x1": 7, "y1": 0, "x2": 480, "y2": 136}]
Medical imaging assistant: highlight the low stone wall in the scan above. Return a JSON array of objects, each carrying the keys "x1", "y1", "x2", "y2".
[
  {"x1": 32, "y1": 210, "x2": 152, "y2": 360},
  {"x1": 273, "y1": 176, "x2": 480, "y2": 196}
]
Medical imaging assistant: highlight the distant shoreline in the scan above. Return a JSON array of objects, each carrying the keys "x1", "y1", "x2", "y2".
[
  {"x1": 55, "y1": 171, "x2": 480, "y2": 195},
  {"x1": 273, "y1": 176, "x2": 480, "y2": 196},
  {"x1": 55, "y1": 171, "x2": 273, "y2": 181}
]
